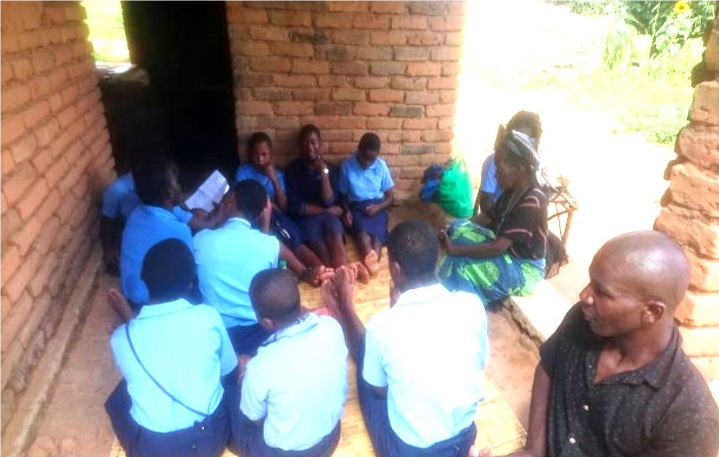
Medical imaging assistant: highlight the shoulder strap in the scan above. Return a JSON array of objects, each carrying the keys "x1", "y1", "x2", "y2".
[{"x1": 124, "y1": 324, "x2": 209, "y2": 418}]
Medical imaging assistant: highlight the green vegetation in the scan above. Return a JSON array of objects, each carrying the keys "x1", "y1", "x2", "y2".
[
  {"x1": 82, "y1": 0, "x2": 129, "y2": 63},
  {"x1": 537, "y1": 1, "x2": 713, "y2": 145},
  {"x1": 523, "y1": 37, "x2": 701, "y2": 145}
]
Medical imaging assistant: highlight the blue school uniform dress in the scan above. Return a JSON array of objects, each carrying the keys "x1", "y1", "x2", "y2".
[
  {"x1": 339, "y1": 154, "x2": 394, "y2": 244},
  {"x1": 235, "y1": 164, "x2": 305, "y2": 249},
  {"x1": 120, "y1": 205, "x2": 194, "y2": 307},
  {"x1": 193, "y1": 217, "x2": 279, "y2": 356},
  {"x1": 285, "y1": 159, "x2": 344, "y2": 243},
  {"x1": 105, "y1": 299, "x2": 237, "y2": 457},
  {"x1": 359, "y1": 283, "x2": 489, "y2": 457},
  {"x1": 102, "y1": 172, "x2": 194, "y2": 223},
  {"x1": 230, "y1": 313, "x2": 348, "y2": 457}
]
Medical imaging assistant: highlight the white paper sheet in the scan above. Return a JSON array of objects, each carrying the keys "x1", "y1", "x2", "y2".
[{"x1": 184, "y1": 170, "x2": 229, "y2": 212}]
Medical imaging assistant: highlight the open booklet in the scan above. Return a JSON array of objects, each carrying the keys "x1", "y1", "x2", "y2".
[{"x1": 184, "y1": 170, "x2": 230, "y2": 212}]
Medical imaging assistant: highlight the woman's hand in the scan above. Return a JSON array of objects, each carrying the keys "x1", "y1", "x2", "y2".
[
  {"x1": 326, "y1": 205, "x2": 343, "y2": 217},
  {"x1": 364, "y1": 204, "x2": 380, "y2": 217},
  {"x1": 263, "y1": 163, "x2": 277, "y2": 180},
  {"x1": 311, "y1": 155, "x2": 327, "y2": 173},
  {"x1": 438, "y1": 230, "x2": 455, "y2": 255}
]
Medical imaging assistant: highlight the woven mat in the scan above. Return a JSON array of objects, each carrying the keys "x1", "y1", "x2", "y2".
[{"x1": 110, "y1": 243, "x2": 526, "y2": 457}]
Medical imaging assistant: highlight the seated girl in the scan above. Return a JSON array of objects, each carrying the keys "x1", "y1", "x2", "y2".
[
  {"x1": 105, "y1": 238, "x2": 236, "y2": 457},
  {"x1": 236, "y1": 132, "x2": 330, "y2": 286},
  {"x1": 438, "y1": 130, "x2": 548, "y2": 307},
  {"x1": 285, "y1": 125, "x2": 349, "y2": 269},
  {"x1": 339, "y1": 132, "x2": 395, "y2": 276}
]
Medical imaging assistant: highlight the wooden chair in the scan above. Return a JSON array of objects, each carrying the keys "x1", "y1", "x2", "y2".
[
  {"x1": 472, "y1": 166, "x2": 578, "y2": 248},
  {"x1": 539, "y1": 166, "x2": 578, "y2": 248}
]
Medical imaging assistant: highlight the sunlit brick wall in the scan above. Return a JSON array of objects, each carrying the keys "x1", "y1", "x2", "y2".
[
  {"x1": 226, "y1": 1, "x2": 466, "y2": 200},
  {"x1": 1, "y1": 1, "x2": 114, "y2": 427}
]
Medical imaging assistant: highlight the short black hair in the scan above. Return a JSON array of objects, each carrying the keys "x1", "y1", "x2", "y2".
[
  {"x1": 506, "y1": 111, "x2": 542, "y2": 140},
  {"x1": 298, "y1": 124, "x2": 321, "y2": 143},
  {"x1": 234, "y1": 179, "x2": 267, "y2": 220},
  {"x1": 387, "y1": 220, "x2": 439, "y2": 280},
  {"x1": 358, "y1": 132, "x2": 381, "y2": 153},
  {"x1": 134, "y1": 156, "x2": 178, "y2": 207},
  {"x1": 141, "y1": 238, "x2": 195, "y2": 302},
  {"x1": 247, "y1": 131, "x2": 272, "y2": 153},
  {"x1": 250, "y1": 269, "x2": 301, "y2": 324}
]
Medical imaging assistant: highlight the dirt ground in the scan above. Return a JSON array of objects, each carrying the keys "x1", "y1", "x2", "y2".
[{"x1": 25, "y1": 2, "x2": 689, "y2": 456}]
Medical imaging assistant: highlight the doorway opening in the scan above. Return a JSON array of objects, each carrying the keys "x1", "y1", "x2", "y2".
[{"x1": 85, "y1": 1, "x2": 238, "y2": 190}]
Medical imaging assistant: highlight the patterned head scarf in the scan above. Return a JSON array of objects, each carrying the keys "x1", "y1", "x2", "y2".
[{"x1": 500, "y1": 130, "x2": 540, "y2": 173}]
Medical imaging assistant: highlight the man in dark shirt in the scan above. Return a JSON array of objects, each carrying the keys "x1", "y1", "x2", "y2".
[{"x1": 498, "y1": 230, "x2": 719, "y2": 457}]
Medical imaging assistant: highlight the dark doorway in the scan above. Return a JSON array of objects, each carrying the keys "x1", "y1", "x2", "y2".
[{"x1": 121, "y1": 1, "x2": 238, "y2": 190}]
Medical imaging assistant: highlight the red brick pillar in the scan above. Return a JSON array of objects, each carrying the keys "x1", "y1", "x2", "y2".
[{"x1": 655, "y1": 8, "x2": 719, "y2": 384}]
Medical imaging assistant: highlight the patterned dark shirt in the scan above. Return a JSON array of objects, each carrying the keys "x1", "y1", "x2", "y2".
[
  {"x1": 541, "y1": 305, "x2": 719, "y2": 457},
  {"x1": 490, "y1": 186, "x2": 547, "y2": 260},
  {"x1": 285, "y1": 159, "x2": 340, "y2": 216}
]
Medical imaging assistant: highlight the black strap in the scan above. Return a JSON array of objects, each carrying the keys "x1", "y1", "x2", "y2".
[{"x1": 124, "y1": 324, "x2": 209, "y2": 418}]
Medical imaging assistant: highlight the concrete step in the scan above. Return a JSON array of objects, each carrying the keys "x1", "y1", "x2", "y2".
[{"x1": 504, "y1": 281, "x2": 574, "y2": 348}]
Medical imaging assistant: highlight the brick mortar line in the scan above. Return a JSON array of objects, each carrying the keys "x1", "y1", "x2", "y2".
[{"x1": 1, "y1": 245, "x2": 102, "y2": 457}]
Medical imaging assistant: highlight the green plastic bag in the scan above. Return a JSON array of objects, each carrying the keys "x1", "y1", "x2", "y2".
[{"x1": 438, "y1": 158, "x2": 473, "y2": 218}]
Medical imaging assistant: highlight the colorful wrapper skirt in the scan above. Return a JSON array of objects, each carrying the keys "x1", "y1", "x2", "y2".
[{"x1": 438, "y1": 219, "x2": 545, "y2": 306}]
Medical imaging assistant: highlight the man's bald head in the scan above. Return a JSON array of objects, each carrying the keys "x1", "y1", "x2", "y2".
[
  {"x1": 250, "y1": 269, "x2": 301, "y2": 324},
  {"x1": 594, "y1": 231, "x2": 690, "y2": 312}
]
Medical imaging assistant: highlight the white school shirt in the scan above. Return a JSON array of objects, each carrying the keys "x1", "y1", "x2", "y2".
[
  {"x1": 363, "y1": 283, "x2": 489, "y2": 448},
  {"x1": 110, "y1": 299, "x2": 237, "y2": 432},
  {"x1": 193, "y1": 217, "x2": 279, "y2": 328},
  {"x1": 240, "y1": 313, "x2": 348, "y2": 451}
]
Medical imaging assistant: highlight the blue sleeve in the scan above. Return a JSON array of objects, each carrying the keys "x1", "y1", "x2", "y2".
[
  {"x1": 339, "y1": 161, "x2": 349, "y2": 195},
  {"x1": 240, "y1": 359, "x2": 268, "y2": 421},
  {"x1": 285, "y1": 163, "x2": 303, "y2": 216},
  {"x1": 172, "y1": 206, "x2": 194, "y2": 224},
  {"x1": 216, "y1": 316, "x2": 238, "y2": 376},
  {"x1": 277, "y1": 170, "x2": 287, "y2": 194},
  {"x1": 235, "y1": 165, "x2": 249, "y2": 184},
  {"x1": 180, "y1": 225, "x2": 194, "y2": 252},
  {"x1": 362, "y1": 324, "x2": 388, "y2": 388},
  {"x1": 480, "y1": 154, "x2": 498, "y2": 194},
  {"x1": 380, "y1": 159, "x2": 394, "y2": 192},
  {"x1": 101, "y1": 182, "x2": 123, "y2": 218}
]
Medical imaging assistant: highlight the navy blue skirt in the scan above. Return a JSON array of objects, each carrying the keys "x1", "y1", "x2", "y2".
[
  {"x1": 296, "y1": 213, "x2": 344, "y2": 243},
  {"x1": 105, "y1": 380, "x2": 230, "y2": 457},
  {"x1": 271, "y1": 209, "x2": 305, "y2": 249},
  {"x1": 350, "y1": 200, "x2": 389, "y2": 245}
]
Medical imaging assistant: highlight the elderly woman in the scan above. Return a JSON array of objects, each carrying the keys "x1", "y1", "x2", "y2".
[{"x1": 438, "y1": 130, "x2": 548, "y2": 307}]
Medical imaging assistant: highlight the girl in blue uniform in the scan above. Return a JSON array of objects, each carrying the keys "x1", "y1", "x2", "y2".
[
  {"x1": 105, "y1": 238, "x2": 237, "y2": 457},
  {"x1": 236, "y1": 132, "x2": 331, "y2": 286},
  {"x1": 339, "y1": 133, "x2": 395, "y2": 277}
]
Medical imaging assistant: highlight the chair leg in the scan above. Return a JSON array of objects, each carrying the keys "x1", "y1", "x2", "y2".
[{"x1": 562, "y1": 210, "x2": 575, "y2": 248}]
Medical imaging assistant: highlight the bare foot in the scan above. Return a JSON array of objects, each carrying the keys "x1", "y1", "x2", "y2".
[
  {"x1": 364, "y1": 251, "x2": 380, "y2": 276},
  {"x1": 320, "y1": 280, "x2": 341, "y2": 318},
  {"x1": 318, "y1": 266, "x2": 336, "y2": 283},
  {"x1": 332, "y1": 266, "x2": 356, "y2": 315},
  {"x1": 107, "y1": 288, "x2": 136, "y2": 322},
  {"x1": 350, "y1": 261, "x2": 371, "y2": 284}
]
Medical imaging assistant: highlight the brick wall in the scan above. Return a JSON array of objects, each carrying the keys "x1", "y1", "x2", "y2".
[
  {"x1": 226, "y1": 1, "x2": 466, "y2": 200},
  {"x1": 655, "y1": 9, "x2": 719, "y2": 381},
  {"x1": 1, "y1": 2, "x2": 114, "y2": 427}
]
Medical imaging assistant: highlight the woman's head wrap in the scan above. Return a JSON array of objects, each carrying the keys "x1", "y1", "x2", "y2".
[{"x1": 500, "y1": 130, "x2": 540, "y2": 173}]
